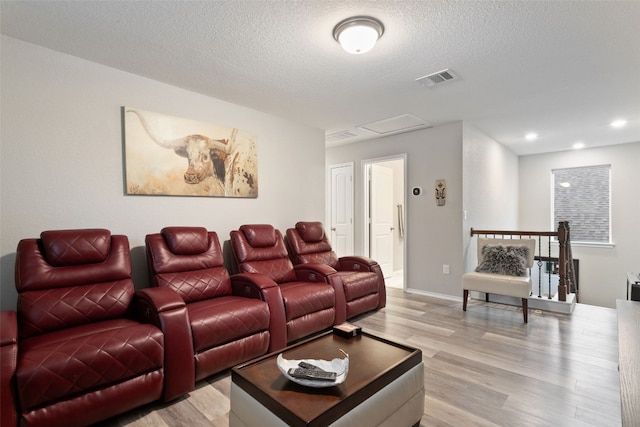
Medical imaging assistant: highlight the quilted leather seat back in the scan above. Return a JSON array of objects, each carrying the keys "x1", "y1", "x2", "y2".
[
  {"x1": 230, "y1": 224, "x2": 296, "y2": 283},
  {"x1": 146, "y1": 227, "x2": 232, "y2": 303},
  {"x1": 286, "y1": 222, "x2": 339, "y2": 268},
  {"x1": 15, "y1": 229, "x2": 134, "y2": 339}
]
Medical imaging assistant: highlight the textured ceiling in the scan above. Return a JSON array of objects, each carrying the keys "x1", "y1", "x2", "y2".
[{"x1": 1, "y1": 0, "x2": 639, "y2": 155}]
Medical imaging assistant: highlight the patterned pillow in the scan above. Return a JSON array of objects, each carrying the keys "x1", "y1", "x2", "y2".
[{"x1": 475, "y1": 244, "x2": 529, "y2": 276}]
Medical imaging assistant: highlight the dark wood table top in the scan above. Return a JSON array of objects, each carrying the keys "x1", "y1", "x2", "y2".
[{"x1": 231, "y1": 330, "x2": 422, "y2": 427}]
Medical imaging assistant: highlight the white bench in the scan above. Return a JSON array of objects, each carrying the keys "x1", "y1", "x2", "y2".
[{"x1": 462, "y1": 237, "x2": 535, "y2": 323}]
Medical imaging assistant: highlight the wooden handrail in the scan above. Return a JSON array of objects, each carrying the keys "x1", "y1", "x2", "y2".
[
  {"x1": 470, "y1": 221, "x2": 576, "y2": 302},
  {"x1": 470, "y1": 228, "x2": 557, "y2": 237}
]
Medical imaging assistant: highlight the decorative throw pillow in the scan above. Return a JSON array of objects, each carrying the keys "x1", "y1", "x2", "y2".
[{"x1": 475, "y1": 244, "x2": 529, "y2": 276}]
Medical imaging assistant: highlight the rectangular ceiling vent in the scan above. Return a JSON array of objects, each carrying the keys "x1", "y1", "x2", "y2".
[
  {"x1": 416, "y1": 69, "x2": 458, "y2": 87},
  {"x1": 359, "y1": 114, "x2": 431, "y2": 135},
  {"x1": 326, "y1": 130, "x2": 359, "y2": 143}
]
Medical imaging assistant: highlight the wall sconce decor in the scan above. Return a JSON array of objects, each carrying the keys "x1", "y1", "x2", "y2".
[{"x1": 435, "y1": 179, "x2": 446, "y2": 206}]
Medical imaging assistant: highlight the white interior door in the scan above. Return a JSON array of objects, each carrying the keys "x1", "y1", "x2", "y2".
[
  {"x1": 329, "y1": 163, "x2": 354, "y2": 257},
  {"x1": 370, "y1": 164, "x2": 393, "y2": 277}
]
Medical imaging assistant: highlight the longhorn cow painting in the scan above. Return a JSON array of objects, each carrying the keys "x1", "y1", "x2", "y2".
[{"x1": 123, "y1": 107, "x2": 258, "y2": 197}]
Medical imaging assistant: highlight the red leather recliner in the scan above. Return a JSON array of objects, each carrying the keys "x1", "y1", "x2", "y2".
[
  {"x1": 286, "y1": 221, "x2": 386, "y2": 321},
  {"x1": 1, "y1": 311, "x2": 18, "y2": 427},
  {"x1": 146, "y1": 227, "x2": 286, "y2": 382},
  {"x1": 1, "y1": 229, "x2": 191, "y2": 427},
  {"x1": 230, "y1": 224, "x2": 341, "y2": 343}
]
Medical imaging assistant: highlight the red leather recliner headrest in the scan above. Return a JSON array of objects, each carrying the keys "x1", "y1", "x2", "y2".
[
  {"x1": 40, "y1": 229, "x2": 111, "y2": 266},
  {"x1": 240, "y1": 224, "x2": 277, "y2": 248},
  {"x1": 295, "y1": 221, "x2": 325, "y2": 243},
  {"x1": 161, "y1": 226, "x2": 208, "y2": 255}
]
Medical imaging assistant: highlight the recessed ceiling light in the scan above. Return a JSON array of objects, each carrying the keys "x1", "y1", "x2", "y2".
[
  {"x1": 525, "y1": 132, "x2": 538, "y2": 141},
  {"x1": 610, "y1": 119, "x2": 628, "y2": 129},
  {"x1": 573, "y1": 142, "x2": 585, "y2": 150},
  {"x1": 560, "y1": 182, "x2": 571, "y2": 188}
]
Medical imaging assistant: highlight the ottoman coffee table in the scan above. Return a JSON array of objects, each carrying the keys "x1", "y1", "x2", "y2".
[{"x1": 229, "y1": 330, "x2": 424, "y2": 427}]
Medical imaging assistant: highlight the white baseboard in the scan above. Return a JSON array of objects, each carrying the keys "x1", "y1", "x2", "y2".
[
  {"x1": 484, "y1": 292, "x2": 576, "y2": 314},
  {"x1": 398, "y1": 287, "x2": 576, "y2": 314},
  {"x1": 403, "y1": 287, "x2": 462, "y2": 302}
]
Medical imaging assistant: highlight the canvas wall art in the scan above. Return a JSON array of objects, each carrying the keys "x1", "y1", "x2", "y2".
[{"x1": 123, "y1": 107, "x2": 258, "y2": 197}]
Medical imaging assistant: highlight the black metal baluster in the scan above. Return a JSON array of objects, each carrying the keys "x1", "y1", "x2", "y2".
[
  {"x1": 548, "y1": 236, "x2": 552, "y2": 299},
  {"x1": 537, "y1": 236, "x2": 543, "y2": 298}
]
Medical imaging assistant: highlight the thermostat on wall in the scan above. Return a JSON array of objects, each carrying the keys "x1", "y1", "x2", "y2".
[{"x1": 412, "y1": 187, "x2": 422, "y2": 196}]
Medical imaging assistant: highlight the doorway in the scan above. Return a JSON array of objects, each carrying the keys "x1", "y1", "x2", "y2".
[
  {"x1": 363, "y1": 155, "x2": 406, "y2": 289},
  {"x1": 327, "y1": 162, "x2": 354, "y2": 258}
]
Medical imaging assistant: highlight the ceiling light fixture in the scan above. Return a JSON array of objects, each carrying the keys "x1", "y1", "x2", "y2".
[
  {"x1": 525, "y1": 132, "x2": 538, "y2": 141},
  {"x1": 333, "y1": 16, "x2": 384, "y2": 54},
  {"x1": 610, "y1": 119, "x2": 628, "y2": 129},
  {"x1": 573, "y1": 142, "x2": 585, "y2": 150}
]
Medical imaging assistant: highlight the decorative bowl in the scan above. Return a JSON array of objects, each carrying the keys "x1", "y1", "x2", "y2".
[{"x1": 276, "y1": 351, "x2": 349, "y2": 388}]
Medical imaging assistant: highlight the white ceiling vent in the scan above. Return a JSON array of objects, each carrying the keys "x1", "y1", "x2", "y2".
[
  {"x1": 359, "y1": 114, "x2": 431, "y2": 135},
  {"x1": 326, "y1": 130, "x2": 360, "y2": 143},
  {"x1": 416, "y1": 69, "x2": 458, "y2": 87}
]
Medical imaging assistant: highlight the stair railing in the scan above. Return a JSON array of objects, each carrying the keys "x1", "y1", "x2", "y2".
[{"x1": 470, "y1": 221, "x2": 576, "y2": 302}]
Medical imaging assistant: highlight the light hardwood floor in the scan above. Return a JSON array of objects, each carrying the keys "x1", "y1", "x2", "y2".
[{"x1": 99, "y1": 289, "x2": 621, "y2": 427}]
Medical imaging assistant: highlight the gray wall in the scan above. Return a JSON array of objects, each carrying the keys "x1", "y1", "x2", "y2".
[
  {"x1": 0, "y1": 36, "x2": 326, "y2": 310},
  {"x1": 327, "y1": 123, "x2": 464, "y2": 299},
  {"x1": 462, "y1": 123, "x2": 520, "y2": 272},
  {"x1": 519, "y1": 142, "x2": 640, "y2": 308}
]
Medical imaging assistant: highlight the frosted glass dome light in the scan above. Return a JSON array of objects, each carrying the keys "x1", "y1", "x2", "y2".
[{"x1": 333, "y1": 16, "x2": 384, "y2": 55}]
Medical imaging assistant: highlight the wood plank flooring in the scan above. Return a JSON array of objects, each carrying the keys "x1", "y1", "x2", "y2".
[
  {"x1": 99, "y1": 289, "x2": 621, "y2": 427},
  {"x1": 616, "y1": 299, "x2": 640, "y2": 426}
]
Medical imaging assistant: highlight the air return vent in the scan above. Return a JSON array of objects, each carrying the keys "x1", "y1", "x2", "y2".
[
  {"x1": 326, "y1": 130, "x2": 359, "y2": 143},
  {"x1": 416, "y1": 69, "x2": 458, "y2": 87}
]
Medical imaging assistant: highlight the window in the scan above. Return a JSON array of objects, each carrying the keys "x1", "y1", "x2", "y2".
[{"x1": 552, "y1": 164, "x2": 611, "y2": 243}]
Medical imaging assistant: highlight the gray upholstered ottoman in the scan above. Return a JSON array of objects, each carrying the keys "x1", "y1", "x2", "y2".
[{"x1": 230, "y1": 331, "x2": 424, "y2": 427}]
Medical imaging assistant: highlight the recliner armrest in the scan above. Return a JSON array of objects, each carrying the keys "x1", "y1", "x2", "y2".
[
  {"x1": 135, "y1": 288, "x2": 194, "y2": 402},
  {"x1": 230, "y1": 273, "x2": 286, "y2": 352},
  {"x1": 338, "y1": 258, "x2": 386, "y2": 310},
  {"x1": 1, "y1": 311, "x2": 18, "y2": 427},
  {"x1": 293, "y1": 263, "x2": 337, "y2": 282},
  {"x1": 231, "y1": 272, "x2": 279, "y2": 298},
  {"x1": 136, "y1": 287, "x2": 186, "y2": 319},
  {"x1": 0, "y1": 311, "x2": 17, "y2": 346},
  {"x1": 338, "y1": 256, "x2": 378, "y2": 271},
  {"x1": 293, "y1": 265, "x2": 347, "y2": 325}
]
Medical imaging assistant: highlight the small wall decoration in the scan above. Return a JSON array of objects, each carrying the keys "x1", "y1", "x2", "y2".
[
  {"x1": 435, "y1": 179, "x2": 446, "y2": 206},
  {"x1": 123, "y1": 107, "x2": 258, "y2": 198}
]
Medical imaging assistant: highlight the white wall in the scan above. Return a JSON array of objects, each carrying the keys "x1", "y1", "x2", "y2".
[
  {"x1": 462, "y1": 124, "x2": 519, "y2": 272},
  {"x1": 326, "y1": 123, "x2": 464, "y2": 298},
  {"x1": 519, "y1": 142, "x2": 640, "y2": 308},
  {"x1": 0, "y1": 36, "x2": 326, "y2": 310}
]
